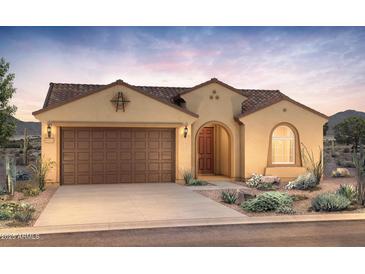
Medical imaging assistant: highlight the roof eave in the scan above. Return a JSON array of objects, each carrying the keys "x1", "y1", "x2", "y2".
[{"x1": 33, "y1": 79, "x2": 199, "y2": 118}]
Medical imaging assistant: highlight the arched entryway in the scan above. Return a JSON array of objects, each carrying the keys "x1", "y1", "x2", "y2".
[{"x1": 195, "y1": 121, "x2": 232, "y2": 178}]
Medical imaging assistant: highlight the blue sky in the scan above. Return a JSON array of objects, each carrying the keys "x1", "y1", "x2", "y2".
[{"x1": 0, "y1": 26, "x2": 364, "y2": 121}]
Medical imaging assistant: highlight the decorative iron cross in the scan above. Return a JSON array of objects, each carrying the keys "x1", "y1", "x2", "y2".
[{"x1": 110, "y1": 92, "x2": 130, "y2": 112}]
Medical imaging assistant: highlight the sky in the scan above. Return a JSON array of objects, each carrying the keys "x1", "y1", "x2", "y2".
[{"x1": 0, "y1": 26, "x2": 365, "y2": 121}]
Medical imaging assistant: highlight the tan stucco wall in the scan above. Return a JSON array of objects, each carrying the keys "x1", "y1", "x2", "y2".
[
  {"x1": 35, "y1": 84, "x2": 197, "y2": 183},
  {"x1": 214, "y1": 125, "x2": 229, "y2": 176},
  {"x1": 239, "y1": 100, "x2": 327, "y2": 179},
  {"x1": 181, "y1": 83, "x2": 245, "y2": 179},
  {"x1": 35, "y1": 81, "x2": 326, "y2": 184}
]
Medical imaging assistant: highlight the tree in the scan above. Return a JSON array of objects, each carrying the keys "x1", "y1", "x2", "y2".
[
  {"x1": 0, "y1": 57, "x2": 17, "y2": 148},
  {"x1": 334, "y1": 116, "x2": 365, "y2": 152},
  {"x1": 323, "y1": 122, "x2": 328, "y2": 136}
]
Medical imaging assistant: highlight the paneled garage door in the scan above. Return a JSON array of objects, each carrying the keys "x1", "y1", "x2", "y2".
[{"x1": 61, "y1": 128, "x2": 176, "y2": 184}]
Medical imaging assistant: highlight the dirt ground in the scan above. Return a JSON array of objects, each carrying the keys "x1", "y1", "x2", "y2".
[
  {"x1": 195, "y1": 176, "x2": 363, "y2": 216},
  {"x1": 0, "y1": 183, "x2": 58, "y2": 228}
]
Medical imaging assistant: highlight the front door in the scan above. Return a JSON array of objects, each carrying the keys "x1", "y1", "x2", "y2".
[{"x1": 198, "y1": 127, "x2": 214, "y2": 174}]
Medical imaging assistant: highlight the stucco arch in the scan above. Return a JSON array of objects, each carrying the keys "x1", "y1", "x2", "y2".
[
  {"x1": 267, "y1": 122, "x2": 302, "y2": 167},
  {"x1": 193, "y1": 120, "x2": 234, "y2": 178}
]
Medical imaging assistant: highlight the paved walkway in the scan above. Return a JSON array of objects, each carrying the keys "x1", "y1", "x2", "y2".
[{"x1": 34, "y1": 183, "x2": 244, "y2": 227}]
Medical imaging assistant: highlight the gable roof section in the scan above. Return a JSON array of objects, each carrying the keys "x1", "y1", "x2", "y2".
[
  {"x1": 177, "y1": 78, "x2": 246, "y2": 98},
  {"x1": 238, "y1": 90, "x2": 328, "y2": 119},
  {"x1": 33, "y1": 78, "x2": 328, "y2": 120},
  {"x1": 33, "y1": 80, "x2": 198, "y2": 117}
]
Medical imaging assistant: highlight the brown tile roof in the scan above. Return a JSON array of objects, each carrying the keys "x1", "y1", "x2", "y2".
[{"x1": 36, "y1": 79, "x2": 328, "y2": 119}]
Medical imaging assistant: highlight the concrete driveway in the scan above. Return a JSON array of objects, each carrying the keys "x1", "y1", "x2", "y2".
[{"x1": 35, "y1": 183, "x2": 243, "y2": 227}]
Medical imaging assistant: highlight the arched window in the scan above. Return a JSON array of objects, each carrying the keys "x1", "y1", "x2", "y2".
[{"x1": 271, "y1": 125, "x2": 295, "y2": 164}]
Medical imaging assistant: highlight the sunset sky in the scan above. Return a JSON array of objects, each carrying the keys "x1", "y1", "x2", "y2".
[{"x1": 0, "y1": 26, "x2": 364, "y2": 121}]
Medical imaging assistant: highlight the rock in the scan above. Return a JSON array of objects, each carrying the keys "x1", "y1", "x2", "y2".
[
  {"x1": 332, "y1": 168, "x2": 351, "y2": 177},
  {"x1": 261, "y1": 176, "x2": 280, "y2": 184}
]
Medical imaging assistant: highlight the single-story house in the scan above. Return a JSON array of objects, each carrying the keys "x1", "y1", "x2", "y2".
[{"x1": 33, "y1": 78, "x2": 328, "y2": 185}]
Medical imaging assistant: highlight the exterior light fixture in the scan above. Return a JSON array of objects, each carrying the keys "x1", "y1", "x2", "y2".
[
  {"x1": 183, "y1": 126, "x2": 188, "y2": 138},
  {"x1": 47, "y1": 123, "x2": 52, "y2": 138}
]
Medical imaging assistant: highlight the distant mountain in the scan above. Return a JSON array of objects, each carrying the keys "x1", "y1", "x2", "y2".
[
  {"x1": 10, "y1": 117, "x2": 41, "y2": 137},
  {"x1": 327, "y1": 109, "x2": 365, "y2": 136}
]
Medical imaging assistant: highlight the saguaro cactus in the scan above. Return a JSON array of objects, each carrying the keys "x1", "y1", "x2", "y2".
[{"x1": 22, "y1": 128, "x2": 30, "y2": 165}]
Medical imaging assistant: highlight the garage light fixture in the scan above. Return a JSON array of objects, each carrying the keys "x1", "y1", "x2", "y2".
[
  {"x1": 47, "y1": 122, "x2": 52, "y2": 138},
  {"x1": 184, "y1": 126, "x2": 188, "y2": 138}
]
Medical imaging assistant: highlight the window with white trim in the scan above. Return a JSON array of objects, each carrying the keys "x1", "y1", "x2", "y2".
[{"x1": 271, "y1": 125, "x2": 295, "y2": 164}]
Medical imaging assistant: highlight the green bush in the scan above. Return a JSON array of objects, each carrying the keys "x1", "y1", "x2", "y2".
[
  {"x1": 256, "y1": 182, "x2": 276, "y2": 190},
  {"x1": 0, "y1": 208, "x2": 13, "y2": 220},
  {"x1": 13, "y1": 204, "x2": 35, "y2": 223},
  {"x1": 285, "y1": 173, "x2": 317, "y2": 190},
  {"x1": 183, "y1": 171, "x2": 194, "y2": 185},
  {"x1": 336, "y1": 184, "x2": 357, "y2": 203},
  {"x1": 187, "y1": 179, "x2": 208, "y2": 186},
  {"x1": 221, "y1": 190, "x2": 238, "y2": 204},
  {"x1": 311, "y1": 193, "x2": 351, "y2": 212},
  {"x1": 15, "y1": 182, "x2": 40, "y2": 197},
  {"x1": 241, "y1": 192, "x2": 293, "y2": 212},
  {"x1": 276, "y1": 205, "x2": 296, "y2": 215}
]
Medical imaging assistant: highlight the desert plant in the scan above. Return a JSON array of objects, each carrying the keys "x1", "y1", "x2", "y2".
[
  {"x1": 0, "y1": 208, "x2": 13, "y2": 220},
  {"x1": 241, "y1": 192, "x2": 293, "y2": 212},
  {"x1": 290, "y1": 194, "x2": 308, "y2": 201},
  {"x1": 183, "y1": 170, "x2": 194, "y2": 185},
  {"x1": 311, "y1": 193, "x2": 351, "y2": 212},
  {"x1": 246, "y1": 173, "x2": 263, "y2": 188},
  {"x1": 221, "y1": 190, "x2": 238, "y2": 204},
  {"x1": 353, "y1": 144, "x2": 365, "y2": 205},
  {"x1": 186, "y1": 179, "x2": 208, "y2": 186},
  {"x1": 343, "y1": 147, "x2": 351, "y2": 153},
  {"x1": 22, "y1": 128, "x2": 30, "y2": 165},
  {"x1": 22, "y1": 186, "x2": 40, "y2": 197},
  {"x1": 336, "y1": 184, "x2": 357, "y2": 203},
  {"x1": 256, "y1": 182, "x2": 276, "y2": 191},
  {"x1": 285, "y1": 173, "x2": 317, "y2": 190},
  {"x1": 301, "y1": 143, "x2": 323, "y2": 185},
  {"x1": 13, "y1": 203, "x2": 35, "y2": 223},
  {"x1": 29, "y1": 157, "x2": 55, "y2": 191},
  {"x1": 275, "y1": 205, "x2": 296, "y2": 214}
]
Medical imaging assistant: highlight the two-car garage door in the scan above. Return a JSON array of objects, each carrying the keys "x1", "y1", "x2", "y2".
[{"x1": 61, "y1": 127, "x2": 176, "y2": 185}]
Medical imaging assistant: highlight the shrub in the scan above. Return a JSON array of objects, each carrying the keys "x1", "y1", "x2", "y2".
[
  {"x1": 13, "y1": 204, "x2": 35, "y2": 223},
  {"x1": 221, "y1": 190, "x2": 238, "y2": 204},
  {"x1": 246, "y1": 173, "x2": 262, "y2": 188},
  {"x1": 276, "y1": 205, "x2": 296, "y2": 214},
  {"x1": 15, "y1": 182, "x2": 40, "y2": 196},
  {"x1": 343, "y1": 147, "x2": 351, "y2": 153},
  {"x1": 285, "y1": 173, "x2": 317, "y2": 190},
  {"x1": 186, "y1": 179, "x2": 208, "y2": 186},
  {"x1": 241, "y1": 192, "x2": 293, "y2": 212},
  {"x1": 332, "y1": 168, "x2": 351, "y2": 177},
  {"x1": 29, "y1": 157, "x2": 55, "y2": 191},
  {"x1": 336, "y1": 184, "x2": 357, "y2": 203},
  {"x1": 353, "y1": 144, "x2": 365, "y2": 205},
  {"x1": 256, "y1": 182, "x2": 276, "y2": 191},
  {"x1": 183, "y1": 171, "x2": 194, "y2": 185},
  {"x1": 0, "y1": 208, "x2": 13, "y2": 220},
  {"x1": 311, "y1": 193, "x2": 351, "y2": 212},
  {"x1": 301, "y1": 144, "x2": 323, "y2": 185}
]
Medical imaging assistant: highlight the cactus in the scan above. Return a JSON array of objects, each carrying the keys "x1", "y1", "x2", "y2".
[
  {"x1": 353, "y1": 143, "x2": 365, "y2": 205},
  {"x1": 22, "y1": 128, "x2": 30, "y2": 165}
]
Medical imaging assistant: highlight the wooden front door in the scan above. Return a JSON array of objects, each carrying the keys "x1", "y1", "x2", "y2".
[{"x1": 198, "y1": 127, "x2": 214, "y2": 174}]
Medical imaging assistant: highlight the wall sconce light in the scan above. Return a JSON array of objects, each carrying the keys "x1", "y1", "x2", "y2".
[
  {"x1": 47, "y1": 122, "x2": 52, "y2": 138},
  {"x1": 183, "y1": 126, "x2": 188, "y2": 138}
]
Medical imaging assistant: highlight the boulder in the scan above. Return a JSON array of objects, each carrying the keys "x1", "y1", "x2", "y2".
[
  {"x1": 332, "y1": 168, "x2": 351, "y2": 177},
  {"x1": 261, "y1": 176, "x2": 280, "y2": 184}
]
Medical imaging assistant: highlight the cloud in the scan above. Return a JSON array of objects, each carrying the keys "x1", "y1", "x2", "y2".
[{"x1": 0, "y1": 27, "x2": 364, "y2": 121}]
